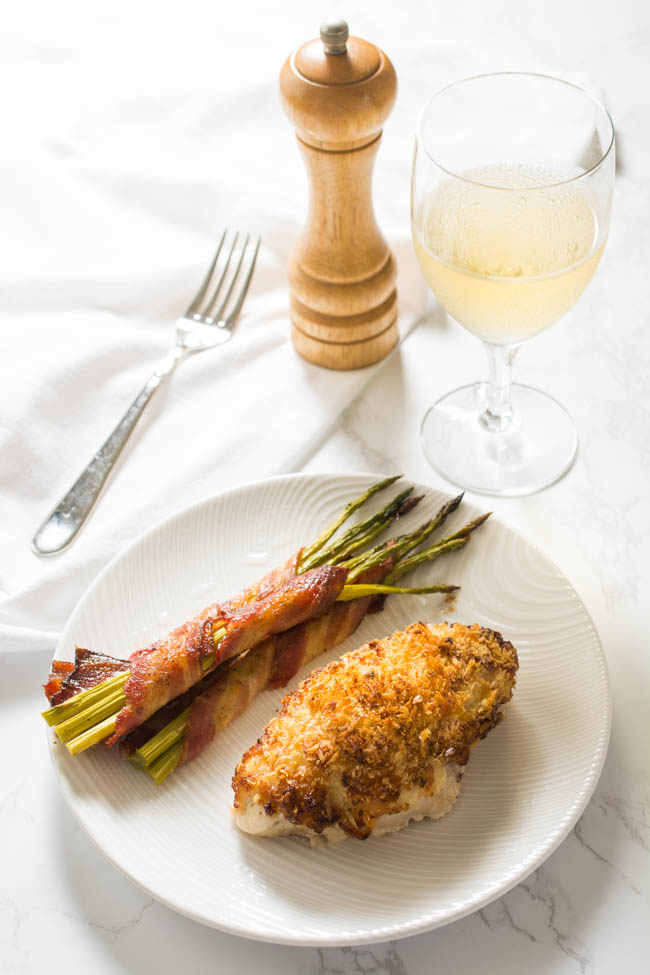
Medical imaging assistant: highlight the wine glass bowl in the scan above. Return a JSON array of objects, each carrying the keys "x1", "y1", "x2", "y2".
[{"x1": 412, "y1": 73, "x2": 614, "y2": 495}]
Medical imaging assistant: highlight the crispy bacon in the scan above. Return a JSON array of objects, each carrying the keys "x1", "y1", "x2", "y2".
[
  {"x1": 178, "y1": 564, "x2": 387, "y2": 767},
  {"x1": 43, "y1": 660, "x2": 75, "y2": 705},
  {"x1": 44, "y1": 650, "x2": 127, "y2": 706},
  {"x1": 107, "y1": 564, "x2": 347, "y2": 745}
]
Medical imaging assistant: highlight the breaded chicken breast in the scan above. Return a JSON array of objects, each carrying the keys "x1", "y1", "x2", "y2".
[{"x1": 232, "y1": 621, "x2": 518, "y2": 844}]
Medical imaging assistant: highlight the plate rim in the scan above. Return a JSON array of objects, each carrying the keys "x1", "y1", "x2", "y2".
[{"x1": 48, "y1": 471, "x2": 612, "y2": 946}]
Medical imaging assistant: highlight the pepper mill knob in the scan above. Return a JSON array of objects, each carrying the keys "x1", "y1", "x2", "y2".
[
  {"x1": 320, "y1": 17, "x2": 348, "y2": 54},
  {"x1": 279, "y1": 20, "x2": 398, "y2": 369}
]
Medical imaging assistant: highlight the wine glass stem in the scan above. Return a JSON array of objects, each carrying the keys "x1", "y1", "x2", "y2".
[{"x1": 480, "y1": 342, "x2": 520, "y2": 433}]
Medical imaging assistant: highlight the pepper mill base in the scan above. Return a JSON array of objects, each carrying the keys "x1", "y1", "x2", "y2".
[
  {"x1": 288, "y1": 249, "x2": 398, "y2": 369},
  {"x1": 291, "y1": 315, "x2": 398, "y2": 370}
]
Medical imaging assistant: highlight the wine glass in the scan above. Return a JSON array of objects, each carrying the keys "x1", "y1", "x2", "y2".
[{"x1": 412, "y1": 73, "x2": 615, "y2": 496}]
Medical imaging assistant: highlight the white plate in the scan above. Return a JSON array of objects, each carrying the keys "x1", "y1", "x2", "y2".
[{"x1": 48, "y1": 473, "x2": 611, "y2": 946}]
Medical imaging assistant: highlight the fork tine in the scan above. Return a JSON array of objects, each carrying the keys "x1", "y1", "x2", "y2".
[
  {"x1": 185, "y1": 228, "x2": 227, "y2": 317},
  {"x1": 202, "y1": 231, "x2": 239, "y2": 320},
  {"x1": 224, "y1": 237, "x2": 261, "y2": 327},
  {"x1": 208, "y1": 233, "x2": 251, "y2": 323}
]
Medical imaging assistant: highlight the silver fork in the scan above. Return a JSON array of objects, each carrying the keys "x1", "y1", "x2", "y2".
[{"x1": 32, "y1": 230, "x2": 261, "y2": 556}]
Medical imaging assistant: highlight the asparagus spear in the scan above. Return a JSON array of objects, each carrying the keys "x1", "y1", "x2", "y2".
[
  {"x1": 384, "y1": 513, "x2": 491, "y2": 584},
  {"x1": 297, "y1": 475, "x2": 401, "y2": 571},
  {"x1": 341, "y1": 492, "x2": 463, "y2": 573},
  {"x1": 299, "y1": 487, "x2": 415, "y2": 571},
  {"x1": 336, "y1": 582, "x2": 458, "y2": 601}
]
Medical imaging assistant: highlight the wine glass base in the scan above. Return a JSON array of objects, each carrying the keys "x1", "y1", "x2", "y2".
[{"x1": 420, "y1": 382, "x2": 578, "y2": 497}]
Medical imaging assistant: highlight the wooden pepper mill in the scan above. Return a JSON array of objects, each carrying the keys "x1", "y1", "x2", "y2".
[{"x1": 279, "y1": 18, "x2": 398, "y2": 370}]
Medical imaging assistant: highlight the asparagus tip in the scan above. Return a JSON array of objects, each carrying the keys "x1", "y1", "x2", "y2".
[
  {"x1": 398, "y1": 494, "x2": 424, "y2": 518},
  {"x1": 370, "y1": 474, "x2": 402, "y2": 491},
  {"x1": 445, "y1": 493, "x2": 465, "y2": 515},
  {"x1": 464, "y1": 511, "x2": 492, "y2": 532}
]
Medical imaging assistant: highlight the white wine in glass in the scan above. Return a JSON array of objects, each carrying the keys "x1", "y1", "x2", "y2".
[{"x1": 412, "y1": 75, "x2": 615, "y2": 495}]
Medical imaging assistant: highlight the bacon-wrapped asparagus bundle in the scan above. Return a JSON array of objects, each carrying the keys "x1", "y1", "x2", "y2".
[
  {"x1": 44, "y1": 477, "x2": 410, "y2": 709},
  {"x1": 130, "y1": 508, "x2": 490, "y2": 784},
  {"x1": 42, "y1": 477, "x2": 418, "y2": 753},
  {"x1": 44, "y1": 564, "x2": 351, "y2": 754}
]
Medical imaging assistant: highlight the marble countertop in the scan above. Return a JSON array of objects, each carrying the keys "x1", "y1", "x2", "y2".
[{"x1": 2, "y1": 0, "x2": 649, "y2": 972}]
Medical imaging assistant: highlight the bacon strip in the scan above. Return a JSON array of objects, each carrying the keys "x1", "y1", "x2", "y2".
[
  {"x1": 218, "y1": 551, "x2": 301, "y2": 615},
  {"x1": 179, "y1": 641, "x2": 276, "y2": 765},
  {"x1": 108, "y1": 564, "x2": 347, "y2": 744},
  {"x1": 43, "y1": 660, "x2": 75, "y2": 704},
  {"x1": 178, "y1": 564, "x2": 387, "y2": 767},
  {"x1": 118, "y1": 666, "x2": 224, "y2": 755}
]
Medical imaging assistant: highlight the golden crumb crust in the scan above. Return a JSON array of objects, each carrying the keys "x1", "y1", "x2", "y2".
[{"x1": 232, "y1": 622, "x2": 518, "y2": 840}]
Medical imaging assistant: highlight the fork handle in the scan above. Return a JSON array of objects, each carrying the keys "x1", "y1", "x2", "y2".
[{"x1": 32, "y1": 345, "x2": 187, "y2": 556}]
